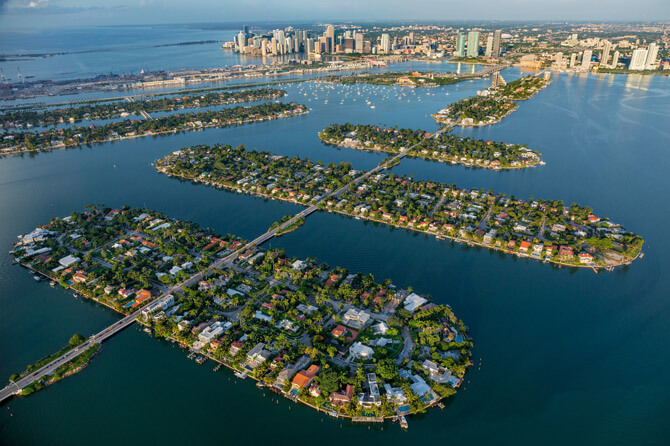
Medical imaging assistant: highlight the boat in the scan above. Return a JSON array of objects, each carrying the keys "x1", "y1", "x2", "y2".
[
  {"x1": 399, "y1": 416, "x2": 408, "y2": 429},
  {"x1": 143, "y1": 327, "x2": 152, "y2": 334},
  {"x1": 234, "y1": 371, "x2": 247, "y2": 379},
  {"x1": 33, "y1": 275, "x2": 42, "y2": 282},
  {"x1": 49, "y1": 281, "x2": 55, "y2": 287}
]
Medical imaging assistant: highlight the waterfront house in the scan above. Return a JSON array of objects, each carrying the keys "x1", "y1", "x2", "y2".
[
  {"x1": 229, "y1": 340, "x2": 245, "y2": 356},
  {"x1": 291, "y1": 364, "x2": 321, "y2": 389},
  {"x1": 330, "y1": 384, "x2": 353, "y2": 406},
  {"x1": 404, "y1": 293, "x2": 427, "y2": 312}
]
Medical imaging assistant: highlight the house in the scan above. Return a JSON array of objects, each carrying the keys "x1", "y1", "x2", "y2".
[
  {"x1": 198, "y1": 320, "x2": 231, "y2": 344},
  {"x1": 371, "y1": 321, "x2": 388, "y2": 335},
  {"x1": 118, "y1": 288, "x2": 134, "y2": 299},
  {"x1": 331, "y1": 324, "x2": 346, "y2": 338},
  {"x1": 519, "y1": 240, "x2": 532, "y2": 253},
  {"x1": 274, "y1": 355, "x2": 310, "y2": 389},
  {"x1": 358, "y1": 373, "x2": 381, "y2": 407},
  {"x1": 254, "y1": 311, "x2": 272, "y2": 322},
  {"x1": 291, "y1": 364, "x2": 321, "y2": 389},
  {"x1": 330, "y1": 384, "x2": 354, "y2": 406},
  {"x1": 383, "y1": 383, "x2": 408, "y2": 406},
  {"x1": 404, "y1": 293, "x2": 427, "y2": 312},
  {"x1": 72, "y1": 271, "x2": 88, "y2": 284},
  {"x1": 558, "y1": 246, "x2": 574, "y2": 258},
  {"x1": 229, "y1": 340, "x2": 245, "y2": 356},
  {"x1": 422, "y1": 359, "x2": 460, "y2": 387},
  {"x1": 578, "y1": 252, "x2": 594, "y2": 264},
  {"x1": 349, "y1": 342, "x2": 374, "y2": 360},
  {"x1": 291, "y1": 260, "x2": 307, "y2": 270},
  {"x1": 343, "y1": 308, "x2": 371, "y2": 329},
  {"x1": 58, "y1": 254, "x2": 79, "y2": 268}
]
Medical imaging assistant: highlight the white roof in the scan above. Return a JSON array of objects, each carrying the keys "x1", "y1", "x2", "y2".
[{"x1": 403, "y1": 293, "x2": 427, "y2": 312}]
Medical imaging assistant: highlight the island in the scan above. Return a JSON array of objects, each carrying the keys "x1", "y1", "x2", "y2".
[
  {"x1": 7, "y1": 334, "x2": 100, "y2": 396},
  {"x1": 320, "y1": 70, "x2": 479, "y2": 88},
  {"x1": 0, "y1": 88, "x2": 287, "y2": 128},
  {"x1": 0, "y1": 102, "x2": 308, "y2": 155},
  {"x1": 433, "y1": 74, "x2": 551, "y2": 127},
  {"x1": 10, "y1": 206, "x2": 473, "y2": 422},
  {"x1": 156, "y1": 144, "x2": 644, "y2": 270},
  {"x1": 319, "y1": 123, "x2": 542, "y2": 169}
]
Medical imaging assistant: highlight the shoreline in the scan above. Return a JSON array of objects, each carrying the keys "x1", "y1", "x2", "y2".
[
  {"x1": 157, "y1": 168, "x2": 641, "y2": 272},
  {"x1": 318, "y1": 134, "x2": 541, "y2": 170},
  {"x1": 0, "y1": 109, "x2": 309, "y2": 158}
]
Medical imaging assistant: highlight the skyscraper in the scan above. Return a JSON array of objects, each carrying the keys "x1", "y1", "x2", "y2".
[
  {"x1": 467, "y1": 31, "x2": 480, "y2": 58},
  {"x1": 455, "y1": 31, "x2": 466, "y2": 57},
  {"x1": 629, "y1": 48, "x2": 648, "y2": 70},
  {"x1": 601, "y1": 40, "x2": 611, "y2": 66},
  {"x1": 611, "y1": 51, "x2": 620, "y2": 68},
  {"x1": 581, "y1": 50, "x2": 592, "y2": 69},
  {"x1": 485, "y1": 34, "x2": 494, "y2": 57},
  {"x1": 355, "y1": 32, "x2": 364, "y2": 53},
  {"x1": 569, "y1": 53, "x2": 577, "y2": 68},
  {"x1": 492, "y1": 29, "x2": 502, "y2": 58},
  {"x1": 380, "y1": 33, "x2": 391, "y2": 53},
  {"x1": 237, "y1": 31, "x2": 246, "y2": 51},
  {"x1": 645, "y1": 43, "x2": 659, "y2": 70},
  {"x1": 325, "y1": 25, "x2": 335, "y2": 53}
]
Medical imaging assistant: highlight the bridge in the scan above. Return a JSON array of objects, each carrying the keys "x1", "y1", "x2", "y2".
[{"x1": 0, "y1": 127, "x2": 447, "y2": 404}]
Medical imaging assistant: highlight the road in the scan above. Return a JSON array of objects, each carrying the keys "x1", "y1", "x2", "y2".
[{"x1": 0, "y1": 127, "x2": 446, "y2": 404}]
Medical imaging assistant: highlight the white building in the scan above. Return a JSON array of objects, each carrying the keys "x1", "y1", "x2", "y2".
[
  {"x1": 58, "y1": 254, "x2": 79, "y2": 267},
  {"x1": 343, "y1": 308, "x2": 371, "y2": 329},
  {"x1": 404, "y1": 293, "x2": 427, "y2": 312},
  {"x1": 645, "y1": 43, "x2": 659, "y2": 70},
  {"x1": 629, "y1": 48, "x2": 648, "y2": 70},
  {"x1": 349, "y1": 342, "x2": 374, "y2": 360}
]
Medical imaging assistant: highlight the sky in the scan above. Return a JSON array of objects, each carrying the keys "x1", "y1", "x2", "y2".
[{"x1": 0, "y1": 0, "x2": 669, "y2": 29}]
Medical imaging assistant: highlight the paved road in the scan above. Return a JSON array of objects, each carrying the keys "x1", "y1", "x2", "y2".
[{"x1": 0, "y1": 127, "x2": 447, "y2": 404}]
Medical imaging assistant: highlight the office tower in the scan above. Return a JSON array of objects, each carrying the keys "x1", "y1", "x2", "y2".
[
  {"x1": 555, "y1": 52, "x2": 563, "y2": 65},
  {"x1": 645, "y1": 43, "x2": 659, "y2": 70},
  {"x1": 409, "y1": 32, "x2": 415, "y2": 44},
  {"x1": 455, "y1": 31, "x2": 466, "y2": 57},
  {"x1": 601, "y1": 40, "x2": 611, "y2": 66},
  {"x1": 381, "y1": 33, "x2": 391, "y2": 53},
  {"x1": 569, "y1": 52, "x2": 577, "y2": 68},
  {"x1": 485, "y1": 34, "x2": 494, "y2": 57},
  {"x1": 243, "y1": 25, "x2": 249, "y2": 36},
  {"x1": 355, "y1": 32, "x2": 364, "y2": 52},
  {"x1": 629, "y1": 48, "x2": 648, "y2": 70},
  {"x1": 467, "y1": 31, "x2": 480, "y2": 58},
  {"x1": 492, "y1": 29, "x2": 502, "y2": 58},
  {"x1": 325, "y1": 25, "x2": 335, "y2": 52},
  {"x1": 237, "y1": 31, "x2": 246, "y2": 51},
  {"x1": 611, "y1": 50, "x2": 620, "y2": 68},
  {"x1": 581, "y1": 50, "x2": 592, "y2": 69}
]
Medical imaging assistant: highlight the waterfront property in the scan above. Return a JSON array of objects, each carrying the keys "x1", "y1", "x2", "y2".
[
  {"x1": 0, "y1": 102, "x2": 308, "y2": 155},
  {"x1": 319, "y1": 123, "x2": 542, "y2": 169},
  {"x1": 9, "y1": 207, "x2": 472, "y2": 420},
  {"x1": 156, "y1": 144, "x2": 643, "y2": 270},
  {"x1": 0, "y1": 88, "x2": 287, "y2": 128},
  {"x1": 433, "y1": 75, "x2": 551, "y2": 127}
]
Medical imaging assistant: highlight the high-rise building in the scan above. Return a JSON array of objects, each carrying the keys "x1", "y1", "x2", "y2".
[
  {"x1": 355, "y1": 32, "x2": 364, "y2": 53},
  {"x1": 601, "y1": 40, "x2": 611, "y2": 66},
  {"x1": 237, "y1": 31, "x2": 246, "y2": 51},
  {"x1": 581, "y1": 50, "x2": 592, "y2": 69},
  {"x1": 409, "y1": 32, "x2": 415, "y2": 44},
  {"x1": 455, "y1": 31, "x2": 466, "y2": 57},
  {"x1": 467, "y1": 31, "x2": 480, "y2": 58},
  {"x1": 611, "y1": 51, "x2": 620, "y2": 68},
  {"x1": 569, "y1": 52, "x2": 577, "y2": 68},
  {"x1": 380, "y1": 33, "x2": 391, "y2": 53},
  {"x1": 485, "y1": 34, "x2": 494, "y2": 57},
  {"x1": 629, "y1": 48, "x2": 648, "y2": 70},
  {"x1": 492, "y1": 29, "x2": 502, "y2": 58},
  {"x1": 645, "y1": 43, "x2": 659, "y2": 70},
  {"x1": 325, "y1": 25, "x2": 335, "y2": 53}
]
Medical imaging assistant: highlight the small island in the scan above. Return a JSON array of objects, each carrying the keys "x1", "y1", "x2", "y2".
[
  {"x1": 321, "y1": 70, "x2": 478, "y2": 88},
  {"x1": 8, "y1": 334, "x2": 100, "y2": 396},
  {"x1": 11, "y1": 207, "x2": 473, "y2": 422},
  {"x1": 433, "y1": 75, "x2": 551, "y2": 126},
  {"x1": 319, "y1": 123, "x2": 542, "y2": 169},
  {"x1": 0, "y1": 102, "x2": 308, "y2": 156},
  {"x1": 157, "y1": 144, "x2": 643, "y2": 270},
  {"x1": 0, "y1": 88, "x2": 287, "y2": 128}
]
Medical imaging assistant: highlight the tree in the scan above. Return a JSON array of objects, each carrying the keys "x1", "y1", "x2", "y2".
[
  {"x1": 69, "y1": 333, "x2": 85, "y2": 347},
  {"x1": 376, "y1": 359, "x2": 398, "y2": 381},
  {"x1": 318, "y1": 370, "x2": 341, "y2": 394}
]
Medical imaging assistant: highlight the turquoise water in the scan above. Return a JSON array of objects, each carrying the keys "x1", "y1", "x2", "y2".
[{"x1": 1, "y1": 28, "x2": 669, "y2": 445}]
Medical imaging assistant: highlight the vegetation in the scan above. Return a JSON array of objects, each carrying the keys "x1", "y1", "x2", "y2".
[
  {"x1": 319, "y1": 123, "x2": 542, "y2": 169},
  {"x1": 0, "y1": 88, "x2": 286, "y2": 127},
  {"x1": 0, "y1": 102, "x2": 308, "y2": 152}
]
